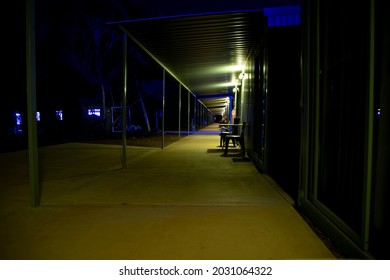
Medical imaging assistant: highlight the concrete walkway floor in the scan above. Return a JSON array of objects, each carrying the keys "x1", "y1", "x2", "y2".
[{"x1": 0, "y1": 124, "x2": 336, "y2": 260}]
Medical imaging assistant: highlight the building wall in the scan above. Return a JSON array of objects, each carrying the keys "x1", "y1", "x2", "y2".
[
  {"x1": 298, "y1": 0, "x2": 389, "y2": 259},
  {"x1": 245, "y1": 23, "x2": 301, "y2": 202},
  {"x1": 243, "y1": 0, "x2": 389, "y2": 259}
]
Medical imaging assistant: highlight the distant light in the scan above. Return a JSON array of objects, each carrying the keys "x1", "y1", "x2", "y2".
[
  {"x1": 36, "y1": 112, "x2": 40, "y2": 121},
  {"x1": 88, "y1": 108, "x2": 101, "y2": 117},
  {"x1": 56, "y1": 110, "x2": 63, "y2": 121},
  {"x1": 14, "y1": 112, "x2": 23, "y2": 134},
  {"x1": 15, "y1": 112, "x2": 22, "y2": 125},
  {"x1": 377, "y1": 108, "x2": 381, "y2": 116}
]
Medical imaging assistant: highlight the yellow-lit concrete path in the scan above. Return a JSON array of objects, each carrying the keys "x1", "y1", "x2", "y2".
[{"x1": 0, "y1": 124, "x2": 336, "y2": 260}]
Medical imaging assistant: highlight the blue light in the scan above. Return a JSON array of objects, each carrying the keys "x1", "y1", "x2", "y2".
[
  {"x1": 88, "y1": 108, "x2": 101, "y2": 117},
  {"x1": 56, "y1": 110, "x2": 63, "y2": 121},
  {"x1": 14, "y1": 112, "x2": 23, "y2": 134},
  {"x1": 15, "y1": 112, "x2": 22, "y2": 125},
  {"x1": 264, "y1": 5, "x2": 301, "y2": 27}
]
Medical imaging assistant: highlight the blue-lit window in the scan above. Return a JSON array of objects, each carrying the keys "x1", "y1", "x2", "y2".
[
  {"x1": 88, "y1": 108, "x2": 101, "y2": 117},
  {"x1": 56, "y1": 110, "x2": 63, "y2": 121},
  {"x1": 14, "y1": 112, "x2": 23, "y2": 134},
  {"x1": 15, "y1": 113, "x2": 22, "y2": 125}
]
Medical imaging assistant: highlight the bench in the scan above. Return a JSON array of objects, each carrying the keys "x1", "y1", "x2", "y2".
[
  {"x1": 219, "y1": 125, "x2": 237, "y2": 147},
  {"x1": 219, "y1": 122, "x2": 242, "y2": 147},
  {"x1": 223, "y1": 122, "x2": 247, "y2": 157}
]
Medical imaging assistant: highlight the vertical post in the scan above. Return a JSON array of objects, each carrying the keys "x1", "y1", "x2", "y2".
[
  {"x1": 194, "y1": 96, "x2": 197, "y2": 130},
  {"x1": 178, "y1": 83, "x2": 181, "y2": 139},
  {"x1": 200, "y1": 102, "x2": 203, "y2": 127},
  {"x1": 200, "y1": 104, "x2": 203, "y2": 128},
  {"x1": 187, "y1": 91, "x2": 190, "y2": 136},
  {"x1": 229, "y1": 96, "x2": 233, "y2": 123},
  {"x1": 234, "y1": 87, "x2": 237, "y2": 119},
  {"x1": 26, "y1": 0, "x2": 40, "y2": 207},
  {"x1": 162, "y1": 69, "x2": 165, "y2": 149},
  {"x1": 122, "y1": 32, "x2": 127, "y2": 168},
  {"x1": 362, "y1": 0, "x2": 375, "y2": 250},
  {"x1": 240, "y1": 74, "x2": 246, "y2": 121},
  {"x1": 203, "y1": 106, "x2": 205, "y2": 127}
]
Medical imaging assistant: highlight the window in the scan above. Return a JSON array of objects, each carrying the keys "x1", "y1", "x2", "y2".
[
  {"x1": 56, "y1": 110, "x2": 63, "y2": 121},
  {"x1": 88, "y1": 108, "x2": 101, "y2": 117}
]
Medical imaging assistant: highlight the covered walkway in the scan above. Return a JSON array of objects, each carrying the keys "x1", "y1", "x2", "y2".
[{"x1": 0, "y1": 124, "x2": 335, "y2": 260}]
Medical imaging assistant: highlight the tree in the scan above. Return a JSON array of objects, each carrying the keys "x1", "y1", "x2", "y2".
[
  {"x1": 35, "y1": 0, "x2": 160, "y2": 138},
  {"x1": 64, "y1": 1, "x2": 125, "y2": 132},
  {"x1": 60, "y1": 0, "x2": 157, "y2": 134}
]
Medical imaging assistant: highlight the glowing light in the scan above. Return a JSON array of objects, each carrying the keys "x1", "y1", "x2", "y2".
[
  {"x1": 191, "y1": 64, "x2": 245, "y2": 77},
  {"x1": 15, "y1": 113, "x2": 22, "y2": 125},
  {"x1": 56, "y1": 110, "x2": 63, "y2": 121},
  {"x1": 14, "y1": 112, "x2": 23, "y2": 134},
  {"x1": 88, "y1": 108, "x2": 101, "y2": 117}
]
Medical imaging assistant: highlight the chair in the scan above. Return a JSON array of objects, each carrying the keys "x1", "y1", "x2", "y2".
[
  {"x1": 219, "y1": 125, "x2": 231, "y2": 147},
  {"x1": 223, "y1": 122, "x2": 246, "y2": 157},
  {"x1": 219, "y1": 118, "x2": 240, "y2": 147},
  {"x1": 219, "y1": 123, "x2": 239, "y2": 147}
]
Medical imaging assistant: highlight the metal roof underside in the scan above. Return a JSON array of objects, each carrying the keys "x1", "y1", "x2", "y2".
[{"x1": 112, "y1": 11, "x2": 264, "y2": 115}]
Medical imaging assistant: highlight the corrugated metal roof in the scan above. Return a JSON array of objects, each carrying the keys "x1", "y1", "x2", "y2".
[{"x1": 110, "y1": 11, "x2": 265, "y2": 115}]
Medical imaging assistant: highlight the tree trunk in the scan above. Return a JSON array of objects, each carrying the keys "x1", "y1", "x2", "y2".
[
  {"x1": 138, "y1": 90, "x2": 151, "y2": 132},
  {"x1": 101, "y1": 83, "x2": 106, "y2": 120},
  {"x1": 134, "y1": 78, "x2": 151, "y2": 133}
]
